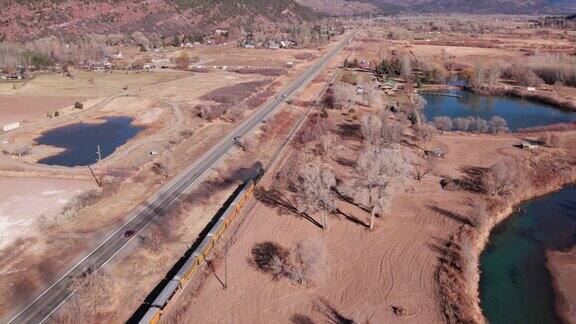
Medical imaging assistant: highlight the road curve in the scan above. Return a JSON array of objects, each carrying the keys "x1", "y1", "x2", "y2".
[{"x1": 6, "y1": 30, "x2": 356, "y2": 324}]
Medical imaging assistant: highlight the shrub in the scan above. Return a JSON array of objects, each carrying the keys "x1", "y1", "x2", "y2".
[
  {"x1": 539, "y1": 132, "x2": 561, "y2": 148},
  {"x1": 74, "y1": 101, "x2": 84, "y2": 109},
  {"x1": 470, "y1": 117, "x2": 488, "y2": 133},
  {"x1": 520, "y1": 53, "x2": 576, "y2": 86},
  {"x1": 433, "y1": 116, "x2": 453, "y2": 132},
  {"x1": 488, "y1": 116, "x2": 509, "y2": 134},
  {"x1": 453, "y1": 117, "x2": 471, "y2": 131}
]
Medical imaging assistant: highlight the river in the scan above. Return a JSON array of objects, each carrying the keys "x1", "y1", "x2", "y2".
[
  {"x1": 421, "y1": 91, "x2": 576, "y2": 131},
  {"x1": 479, "y1": 185, "x2": 576, "y2": 323}
]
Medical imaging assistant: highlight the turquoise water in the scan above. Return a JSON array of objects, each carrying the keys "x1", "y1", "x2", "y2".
[
  {"x1": 479, "y1": 186, "x2": 576, "y2": 324},
  {"x1": 37, "y1": 116, "x2": 143, "y2": 167},
  {"x1": 421, "y1": 91, "x2": 576, "y2": 131}
]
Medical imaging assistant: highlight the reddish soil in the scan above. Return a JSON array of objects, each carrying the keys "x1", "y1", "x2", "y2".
[{"x1": 0, "y1": 96, "x2": 83, "y2": 125}]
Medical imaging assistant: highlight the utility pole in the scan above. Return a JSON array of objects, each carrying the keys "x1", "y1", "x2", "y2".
[{"x1": 96, "y1": 144, "x2": 102, "y2": 162}]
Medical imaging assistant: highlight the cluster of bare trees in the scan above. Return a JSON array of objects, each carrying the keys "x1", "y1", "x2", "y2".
[
  {"x1": 539, "y1": 132, "x2": 561, "y2": 148},
  {"x1": 519, "y1": 53, "x2": 576, "y2": 87},
  {"x1": 331, "y1": 82, "x2": 356, "y2": 111},
  {"x1": 433, "y1": 115, "x2": 509, "y2": 134},
  {"x1": 294, "y1": 164, "x2": 336, "y2": 230},
  {"x1": 360, "y1": 109, "x2": 402, "y2": 147},
  {"x1": 380, "y1": 15, "x2": 505, "y2": 34},
  {"x1": 468, "y1": 63, "x2": 502, "y2": 88},
  {"x1": 1, "y1": 143, "x2": 31, "y2": 157},
  {"x1": 0, "y1": 36, "x2": 106, "y2": 72},
  {"x1": 414, "y1": 123, "x2": 437, "y2": 149},
  {"x1": 482, "y1": 159, "x2": 524, "y2": 197},
  {"x1": 250, "y1": 240, "x2": 325, "y2": 285},
  {"x1": 356, "y1": 147, "x2": 409, "y2": 230}
]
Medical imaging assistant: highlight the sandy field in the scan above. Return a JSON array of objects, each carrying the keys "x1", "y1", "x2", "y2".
[
  {"x1": 0, "y1": 177, "x2": 95, "y2": 249},
  {"x1": 160, "y1": 118, "x2": 529, "y2": 324},
  {"x1": 0, "y1": 96, "x2": 83, "y2": 125}
]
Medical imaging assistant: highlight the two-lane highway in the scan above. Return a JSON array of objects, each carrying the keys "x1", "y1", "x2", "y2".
[{"x1": 7, "y1": 30, "x2": 356, "y2": 324}]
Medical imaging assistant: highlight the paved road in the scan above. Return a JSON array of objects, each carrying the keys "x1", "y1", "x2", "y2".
[{"x1": 6, "y1": 30, "x2": 356, "y2": 324}]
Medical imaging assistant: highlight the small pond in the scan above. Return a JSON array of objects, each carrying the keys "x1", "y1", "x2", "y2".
[
  {"x1": 37, "y1": 116, "x2": 143, "y2": 167},
  {"x1": 421, "y1": 90, "x2": 576, "y2": 131},
  {"x1": 479, "y1": 185, "x2": 576, "y2": 324}
]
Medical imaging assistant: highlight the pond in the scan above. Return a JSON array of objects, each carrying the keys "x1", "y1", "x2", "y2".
[
  {"x1": 421, "y1": 91, "x2": 576, "y2": 131},
  {"x1": 479, "y1": 185, "x2": 576, "y2": 324},
  {"x1": 36, "y1": 116, "x2": 143, "y2": 167}
]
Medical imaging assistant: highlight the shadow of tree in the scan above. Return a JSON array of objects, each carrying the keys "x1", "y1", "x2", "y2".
[
  {"x1": 428, "y1": 205, "x2": 473, "y2": 227},
  {"x1": 335, "y1": 208, "x2": 369, "y2": 229},
  {"x1": 335, "y1": 123, "x2": 362, "y2": 141},
  {"x1": 291, "y1": 314, "x2": 315, "y2": 324},
  {"x1": 255, "y1": 187, "x2": 323, "y2": 229},
  {"x1": 453, "y1": 165, "x2": 488, "y2": 193},
  {"x1": 334, "y1": 156, "x2": 357, "y2": 168},
  {"x1": 314, "y1": 298, "x2": 355, "y2": 324},
  {"x1": 331, "y1": 187, "x2": 370, "y2": 213}
]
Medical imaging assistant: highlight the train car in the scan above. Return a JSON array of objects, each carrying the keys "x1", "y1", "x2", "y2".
[
  {"x1": 151, "y1": 279, "x2": 181, "y2": 309},
  {"x1": 138, "y1": 307, "x2": 161, "y2": 324}
]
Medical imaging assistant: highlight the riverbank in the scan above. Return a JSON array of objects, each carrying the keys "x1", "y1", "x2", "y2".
[
  {"x1": 548, "y1": 246, "x2": 576, "y2": 323},
  {"x1": 456, "y1": 147, "x2": 576, "y2": 323}
]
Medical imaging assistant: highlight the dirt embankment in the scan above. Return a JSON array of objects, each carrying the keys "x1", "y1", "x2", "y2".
[
  {"x1": 547, "y1": 247, "x2": 576, "y2": 324},
  {"x1": 439, "y1": 140, "x2": 576, "y2": 324}
]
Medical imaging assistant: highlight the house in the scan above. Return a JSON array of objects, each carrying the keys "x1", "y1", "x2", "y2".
[
  {"x1": 527, "y1": 87, "x2": 536, "y2": 91},
  {"x1": 356, "y1": 85, "x2": 366, "y2": 94},
  {"x1": 280, "y1": 40, "x2": 294, "y2": 48},
  {"x1": 380, "y1": 80, "x2": 397, "y2": 88}
]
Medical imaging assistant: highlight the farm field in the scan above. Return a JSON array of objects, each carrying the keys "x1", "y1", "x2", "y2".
[{"x1": 0, "y1": 96, "x2": 83, "y2": 125}]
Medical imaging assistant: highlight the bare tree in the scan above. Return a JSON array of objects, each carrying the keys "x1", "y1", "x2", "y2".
[
  {"x1": 362, "y1": 81, "x2": 380, "y2": 107},
  {"x1": 540, "y1": 132, "x2": 561, "y2": 148},
  {"x1": 433, "y1": 116, "x2": 453, "y2": 132},
  {"x1": 361, "y1": 113, "x2": 403, "y2": 147},
  {"x1": 415, "y1": 155, "x2": 439, "y2": 181},
  {"x1": 332, "y1": 82, "x2": 355, "y2": 111},
  {"x1": 414, "y1": 123, "x2": 437, "y2": 149},
  {"x1": 471, "y1": 117, "x2": 489, "y2": 133},
  {"x1": 356, "y1": 147, "x2": 410, "y2": 230},
  {"x1": 488, "y1": 116, "x2": 509, "y2": 134},
  {"x1": 482, "y1": 159, "x2": 522, "y2": 197},
  {"x1": 471, "y1": 63, "x2": 487, "y2": 87},
  {"x1": 360, "y1": 114, "x2": 383, "y2": 146},
  {"x1": 400, "y1": 55, "x2": 412, "y2": 80},
  {"x1": 175, "y1": 51, "x2": 191, "y2": 70},
  {"x1": 295, "y1": 164, "x2": 337, "y2": 230},
  {"x1": 453, "y1": 117, "x2": 472, "y2": 131},
  {"x1": 486, "y1": 64, "x2": 502, "y2": 88},
  {"x1": 286, "y1": 240, "x2": 326, "y2": 284},
  {"x1": 151, "y1": 156, "x2": 173, "y2": 179}
]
